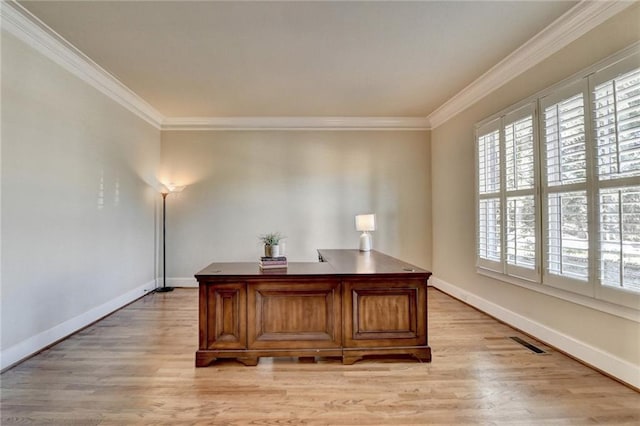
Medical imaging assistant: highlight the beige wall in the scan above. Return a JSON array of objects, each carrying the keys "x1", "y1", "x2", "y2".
[
  {"x1": 1, "y1": 32, "x2": 160, "y2": 362},
  {"x1": 431, "y1": 6, "x2": 640, "y2": 369},
  {"x1": 3, "y1": 0, "x2": 636, "y2": 383},
  {"x1": 161, "y1": 130, "x2": 431, "y2": 279}
]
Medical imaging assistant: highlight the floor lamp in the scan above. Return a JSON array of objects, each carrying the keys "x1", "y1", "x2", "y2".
[{"x1": 157, "y1": 184, "x2": 185, "y2": 293}]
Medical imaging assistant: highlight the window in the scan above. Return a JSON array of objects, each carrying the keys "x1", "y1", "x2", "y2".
[
  {"x1": 477, "y1": 121, "x2": 502, "y2": 270},
  {"x1": 504, "y1": 106, "x2": 538, "y2": 281},
  {"x1": 475, "y1": 47, "x2": 640, "y2": 310},
  {"x1": 540, "y1": 81, "x2": 591, "y2": 294},
  {"x1": 592, "y1": 56, "x2": 640, "y2": 306}
]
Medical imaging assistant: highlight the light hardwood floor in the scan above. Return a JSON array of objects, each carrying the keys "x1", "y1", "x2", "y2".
[{"x1": 1, "y1": 288, "x2": 638, "y2": 425}]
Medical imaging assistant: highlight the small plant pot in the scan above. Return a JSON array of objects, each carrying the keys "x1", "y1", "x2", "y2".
[{"x1": 264, "y1": 244, "x2": 280, "y2": 258}]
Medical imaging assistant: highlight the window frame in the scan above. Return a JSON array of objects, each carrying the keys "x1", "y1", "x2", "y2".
[
  {"x1": 475, "y1": 42, "x2": 640, "y2": 317},
  {"x1": 539, "y1": 79, "x2": 594, "y2": 296}
]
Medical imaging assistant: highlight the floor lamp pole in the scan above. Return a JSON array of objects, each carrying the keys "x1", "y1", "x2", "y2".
[{"x1": 157, "y1": 192, "x2": 174, "y2": 293}]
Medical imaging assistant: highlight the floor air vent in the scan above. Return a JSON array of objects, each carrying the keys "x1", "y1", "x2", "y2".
[{"x1": 509, "y1": 336, "x2": 546, "y2": 354}]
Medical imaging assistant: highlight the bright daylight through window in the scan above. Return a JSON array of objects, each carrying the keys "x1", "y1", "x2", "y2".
[{"x1": 475, "y1": 46, "x2": 640, "y2": 310}]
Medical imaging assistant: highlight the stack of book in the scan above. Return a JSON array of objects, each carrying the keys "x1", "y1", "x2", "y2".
[{"x1": 259, "y1": 256, "x2": 288, "y2": 270}]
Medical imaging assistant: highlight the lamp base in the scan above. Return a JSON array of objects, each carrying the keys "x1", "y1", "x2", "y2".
[
  {"x1": 359, "y1": 232, "x2": 372, "y2": 252},
  {"x1": 156, "y1": 286, "x2": 174, "y2": 293}
]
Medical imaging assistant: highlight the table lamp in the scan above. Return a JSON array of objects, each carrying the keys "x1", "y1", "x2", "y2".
[{"x1": 355, "y1": 214, "x2": 376, "y2": 252}]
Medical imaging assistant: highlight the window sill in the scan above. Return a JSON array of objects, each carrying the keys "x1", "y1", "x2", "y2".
[{"x1": 477, "y1": 267, "x2": 640, "y2": 323}]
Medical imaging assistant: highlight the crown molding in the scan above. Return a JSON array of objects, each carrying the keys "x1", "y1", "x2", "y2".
[
  {"x1": 427, "y1": 0, "x2": 636, "y2": 129},
  {"x1": 0, "y1": 1, "x2": 428, "y2": 132},
  {"x1": 162, "y1": 116, "x2": 431, "y2": 131},
  {"x1": 0, "y1": 1, "x2": 164, "y2": 129},
  {"x1": 4, "y1": 0, "x2": 629, "y2": 132}
]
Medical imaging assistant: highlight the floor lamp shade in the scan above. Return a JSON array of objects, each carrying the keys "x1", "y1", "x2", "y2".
[{"x1": 355, "y1": 214, "x2": 376, "y2": 252}]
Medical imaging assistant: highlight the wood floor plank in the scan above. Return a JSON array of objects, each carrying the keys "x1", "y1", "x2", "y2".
[{"x1": 1, "y1": 288, "x2": 638, "y2": 425}]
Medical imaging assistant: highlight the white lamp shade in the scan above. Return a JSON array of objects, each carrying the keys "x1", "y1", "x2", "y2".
[
  {"x1": 161, "y1": 183, "x2": 186, "y2": 194},
  {"x1": 355, "y1": 214, "x2": 376, "y2": 232}
]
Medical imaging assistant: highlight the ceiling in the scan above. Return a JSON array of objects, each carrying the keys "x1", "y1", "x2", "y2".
[{"x1": 18, "y1": 0, "x2": 578, "y2": 119}]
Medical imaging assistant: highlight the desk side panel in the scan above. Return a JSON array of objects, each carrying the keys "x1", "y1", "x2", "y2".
[
  {"x1": 343, "y1": 278, "x2": 427, "y2": 348},
  {"x1": 199, "y1": 282, "x2": 247, "y2": 350}
]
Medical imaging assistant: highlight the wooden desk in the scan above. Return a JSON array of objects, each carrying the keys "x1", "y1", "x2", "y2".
[{"x1": 195, "y1": 249, "x2": 431, "y2": 366}]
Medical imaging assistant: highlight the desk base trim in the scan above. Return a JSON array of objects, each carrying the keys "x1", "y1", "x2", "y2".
[{"x1": 196, "y1": 346, "x2": 431, "y2": 367}]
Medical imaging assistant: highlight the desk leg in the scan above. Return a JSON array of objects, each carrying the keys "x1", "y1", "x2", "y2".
[
  {"x1": 195, "y1": 352, "x2": 217, "y2": 367},
  {"x1": 342, "y1": 355, "x2": 363, "y2": 365},
  {"x1": 237, "y1": 357, "x2": 259, "y2": 366},
  {"x1": 413, "y1": 347, "x2": 432, "y2": 363}
]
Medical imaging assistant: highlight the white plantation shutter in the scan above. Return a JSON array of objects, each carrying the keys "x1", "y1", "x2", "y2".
[
  {"x1": 479, "y1": 198, "x2": 501, "y2": 262},
  {"x1": 506, "y1": 195, "x2": 536, "y2": 268},
  {"x1": 504, "y1": 105, "x2": 538, "y2": 280},
  {"x1": 545, "y1": 92, "x2": 587, "y2": 186},
  {"x1": 477, "y1": 120, "x2": 502, "y2": 271},
  {"x1": 505, "y1": 115, "x2": 535, "y2": 190},
  {"x1": 547, "y1": 191, "x2": 589, "y2": 281},
  {"x1": 594, "y1": 67, "x2": 640, "y2": 180},
  {"x1": 591, "y1": 54, "x2": 640, "y2": 306},
  {"x1": 541, "y1": 80, "x2": 591, "y2": 293},
  {"x1": 599, "y1": 187, "x2": 640, "y2": 293},
  {"x1": 478, "y1": 128, "x2": 501, "y2": 195}
]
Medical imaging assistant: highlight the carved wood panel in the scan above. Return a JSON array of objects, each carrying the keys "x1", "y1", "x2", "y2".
[
  {"x1": 247, "y1": 280, "x2": 342, "y2": 349},
  {"x1": 204, "y1": 283, "x2": 247, "y2": 350},
  {"x1": 343, "y1": 279, "x2": 426, "y2": 348}
]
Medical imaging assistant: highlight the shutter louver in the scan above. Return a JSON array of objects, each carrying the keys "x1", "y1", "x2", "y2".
[
  {"x1": 479, "y1": 198, "x2": 501, "y2": 262},
  {"x1": 545, "y1": 93, "x2": 587, "y2": 186},
  {"x1": 506, "y1": 116, "x2": 535, "y2": 191},
  {"x1": 479, "y1": 130, "x2": 500, "y2": 194},
  {"x1": 548, "y1": 191, "x2": 589, "y2": 281},
  {"x1": 506, "y1": 195, "x2": 536, "y2": 269},
  {"x1": 599, "y1": 187, "x2": 640, "y2": 292},
  {"x1": 594, "y1": 68, "x2": 640, "y2": 180}
]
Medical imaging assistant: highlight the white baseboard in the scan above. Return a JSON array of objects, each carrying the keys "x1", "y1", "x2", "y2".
[
  {"x1": 430, "y1": 276, "x2": 640, "y2": 389},
  {"x1": 167, "y1": 277, "x2": 198, "y2": 288},
  {"x1": 0, "y1": 279, "x2": 156, "y2": 370}
]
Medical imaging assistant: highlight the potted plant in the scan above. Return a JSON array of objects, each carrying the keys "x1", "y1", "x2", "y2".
[{"x1": 260, "y1": 232, "x2": 284, "y2": 258}]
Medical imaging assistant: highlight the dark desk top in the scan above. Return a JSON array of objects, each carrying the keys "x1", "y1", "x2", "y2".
[{"x1": 195, "y1": 249, "x2": 431, "y2": 280}]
